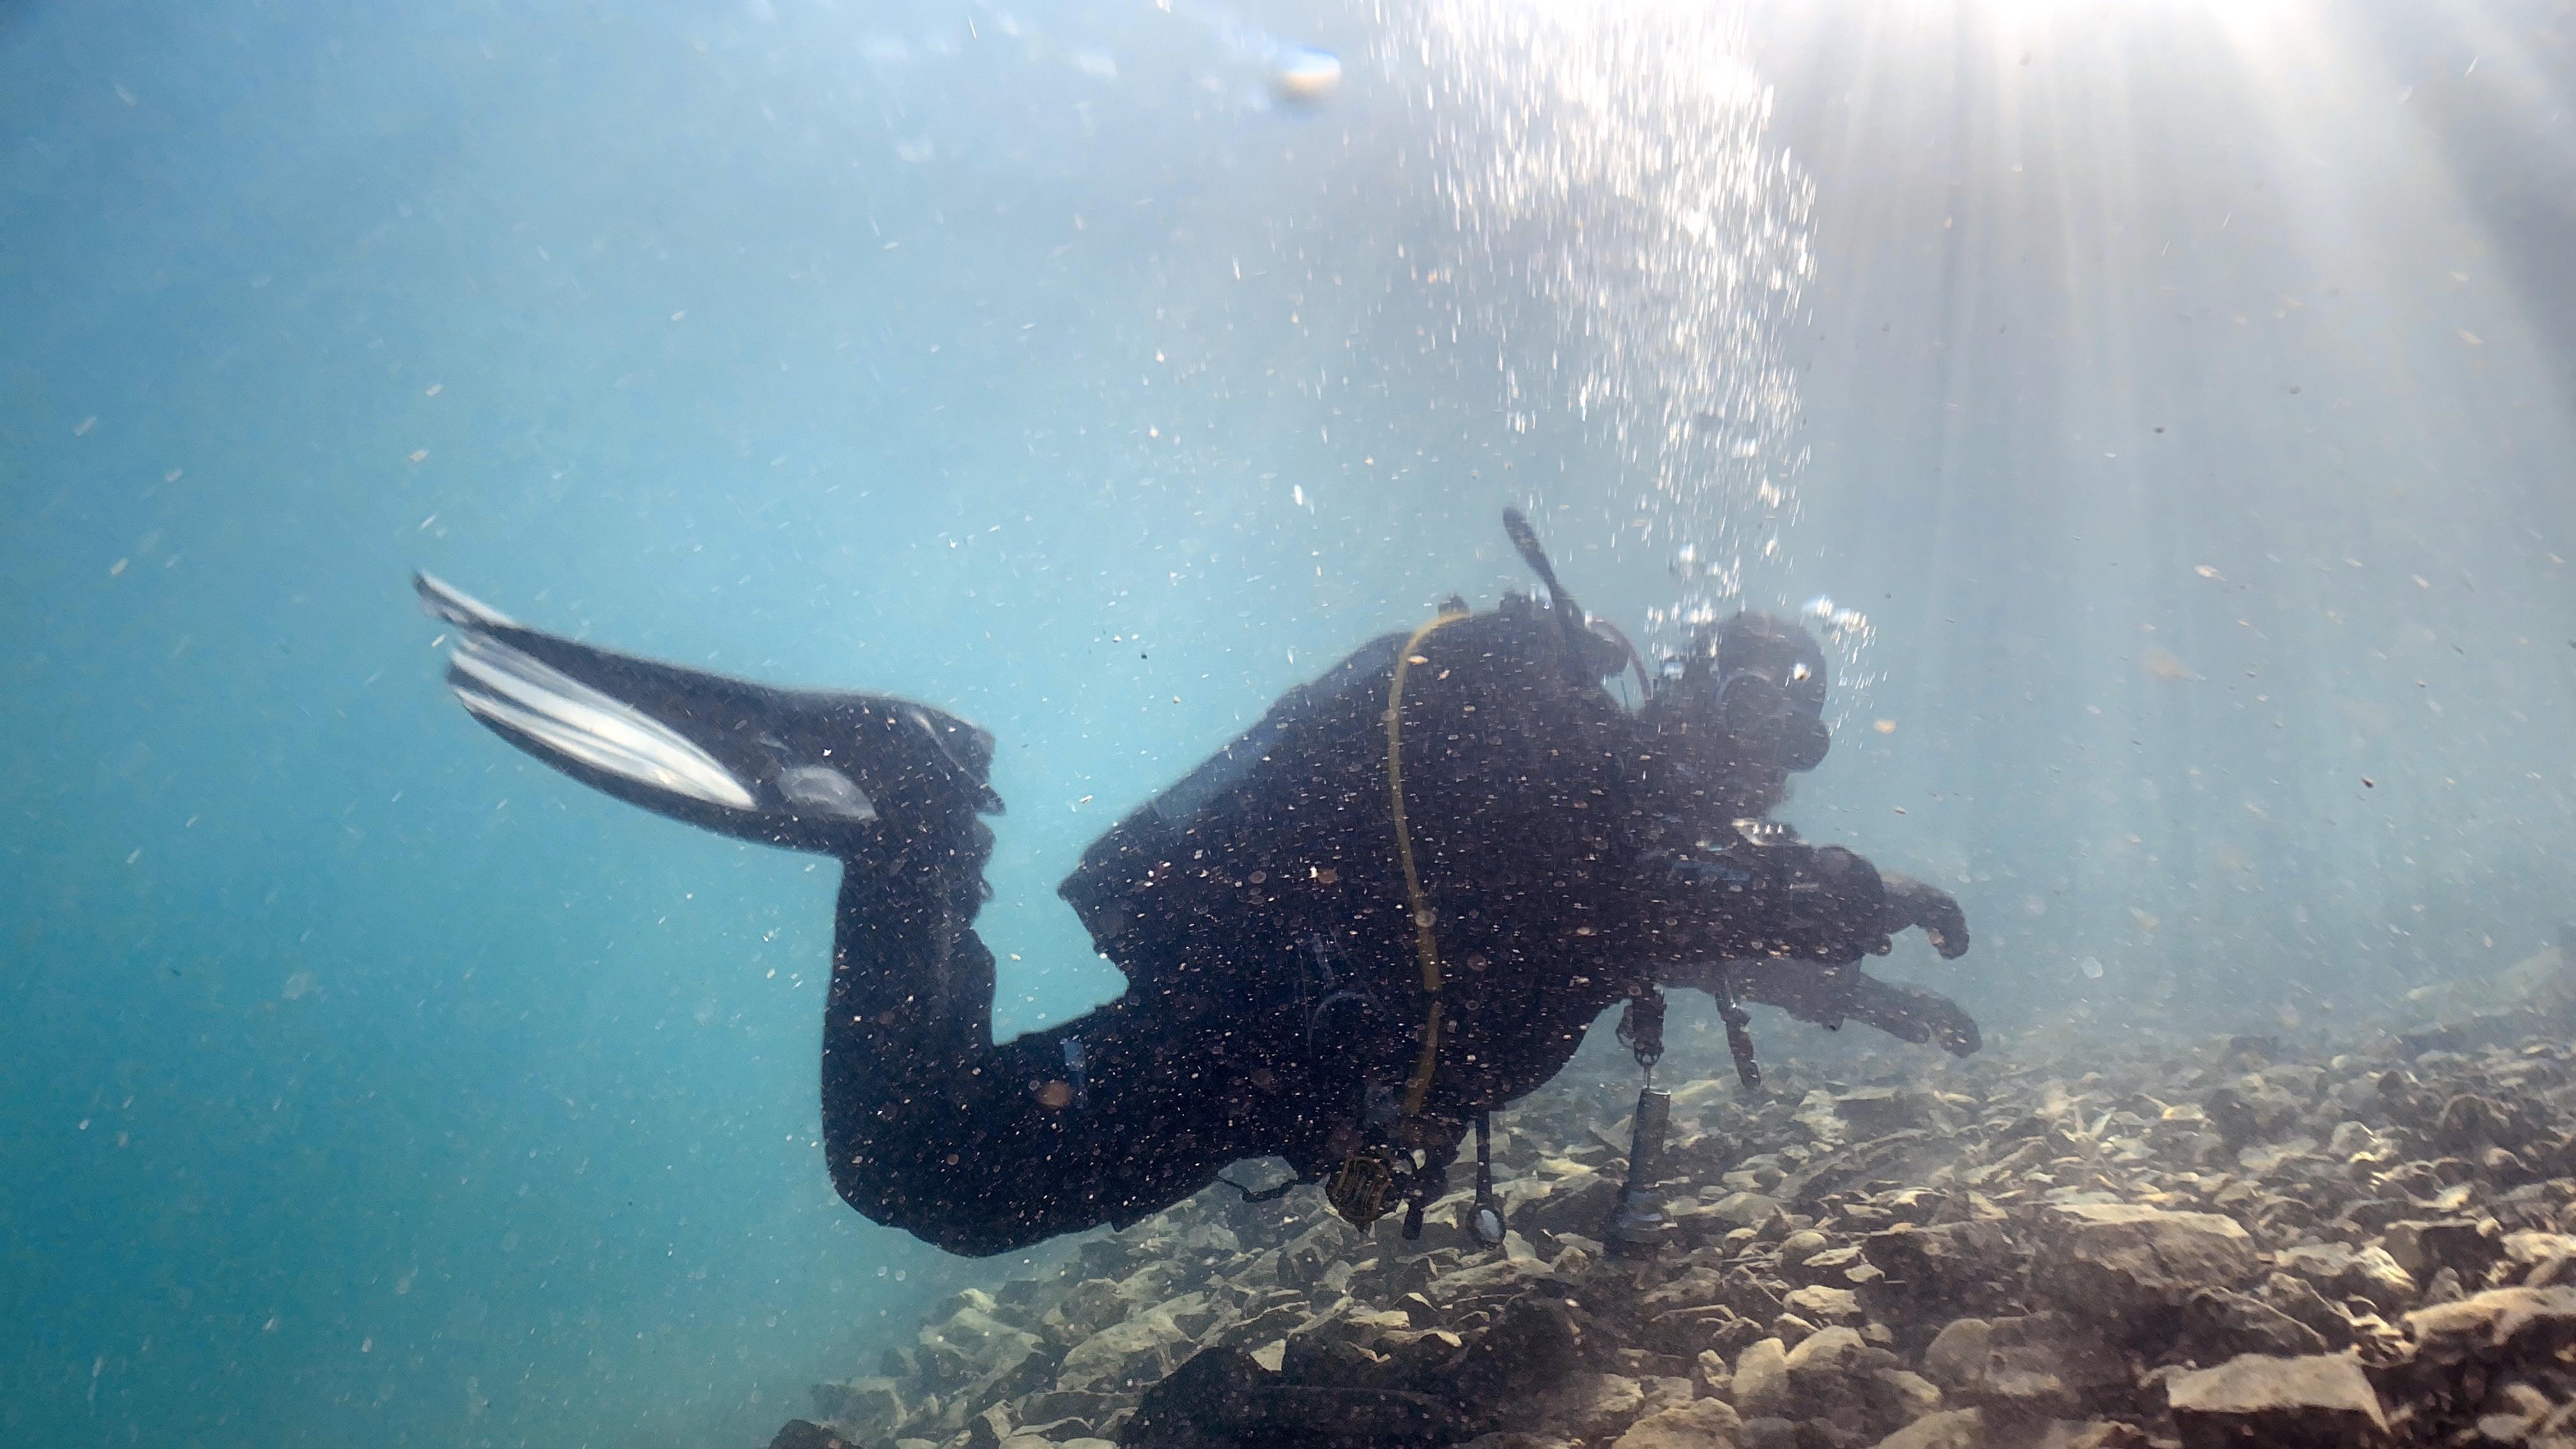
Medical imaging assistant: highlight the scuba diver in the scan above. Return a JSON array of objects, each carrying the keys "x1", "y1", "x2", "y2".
[
  {"x1": 1625, "y1": 611, "x2": 1979, "y2": 1058},
  {"x1": 413, "y1": 511, "x2": 1974, "y2": 1257}
]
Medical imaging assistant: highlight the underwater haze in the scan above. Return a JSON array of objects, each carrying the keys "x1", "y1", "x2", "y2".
[{"x1": 4, "y1": 0, "x2": 2573, "y2": 1445}]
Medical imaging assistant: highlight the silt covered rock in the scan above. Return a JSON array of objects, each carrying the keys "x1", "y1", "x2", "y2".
[
  {"x1": 2034, "y1": 1203, "x2": 2260, "y2": 1324},
  {"x1": 2164, "y1": 1353, "x2": 2390, "y2": 1449}
]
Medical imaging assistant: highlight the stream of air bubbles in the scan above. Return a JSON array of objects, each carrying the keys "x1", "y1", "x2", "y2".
[{"x1": 1383, "y1": 0, "x2": 1876, "y2": 700}]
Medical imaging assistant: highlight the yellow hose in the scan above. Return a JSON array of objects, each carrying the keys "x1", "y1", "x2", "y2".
[{"x1": 1386, "y1": 608, "x2": 1468, "y2": 1117}]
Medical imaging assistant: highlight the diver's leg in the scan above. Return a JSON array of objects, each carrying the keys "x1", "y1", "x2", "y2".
[
  {"x1": 819, "y1": 862, "x2": 1278, "y2": 1256},
  {"x1": 1836, "y1": 972, "x2": 1982, "y2": 1055}
]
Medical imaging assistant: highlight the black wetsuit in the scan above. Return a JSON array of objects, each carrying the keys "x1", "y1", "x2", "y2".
[
  {"x1": 415, "y1": 572, "x2": 1922, "y2": 1259},
  {"x1": 816, "y1": 595, "x2": 1887, "y2": 1254}
]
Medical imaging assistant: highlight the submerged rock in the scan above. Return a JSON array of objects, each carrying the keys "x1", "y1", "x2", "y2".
[
  {"x1": 1871, "y1": 1409, "x2": 1982, "y2": 1449},
  {"x1": 765, "y1": 1422, "x2": 855, "y2": 1449},
  {"x1": 771, "y1": 1016, "x2": 2576, "y2": 1449},
  {"x1": 2273, "y1": 1241, "x2": 2419, "y2": 1314},
  {"x1": 2174, "y1": 1288, "x2": 2329, "y2": 1363},
  {"x1": 1941, "y1": 1312, "x2": 2129, "y2": 1422},
  {"x1": 2034, "y1": 1203, "x2": 2260, "y2": 1323},
  {"x1": 2164, "y1": 1353, "x2": 2390, "y2": 1448},
  {"x1": 2402, "y1": 1285, "x2": 2576, "y2": 1368},
  {"x1": 1607, "y1": 1397, "x2": 1742, "y2": 1449}
]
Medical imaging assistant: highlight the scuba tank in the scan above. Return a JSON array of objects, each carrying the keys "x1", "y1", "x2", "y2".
[
  {"x1": 1054, "y1": 513, "x2": 1633, "y2": 1226},
  {"x1": 1055, "y1": 517, "x2": 1627, "y2": 1021},
  {"x1": 1056, "y1": 630, "x2": 1406, "y2": 1009}
]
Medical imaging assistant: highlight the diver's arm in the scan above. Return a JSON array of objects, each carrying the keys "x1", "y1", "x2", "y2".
[
  {"x1": 1633, "y1": 832, "x2": 1894, "y2": 965},
  {"x1": 1729, "y1": 958, "x2": 1981, "y2": 1055},
  {"x1": 1656, "y1": 956, "x2": 1982, "y2": 1056},
  {"x1": 1836, "y1": 971, "x2": 1982, "y2": 1055},
  {"x1": 1878, "y1": 871, "x2": 1972, "y2": 960}
]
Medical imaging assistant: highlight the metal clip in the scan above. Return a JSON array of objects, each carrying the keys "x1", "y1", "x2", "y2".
[
  {"x1": 1061, "y1": 1036, "x2": 1090, "y2": 1110},
  {"x1": 1469, "y1": 1111, "x2": 1506, "y2": 1249}
]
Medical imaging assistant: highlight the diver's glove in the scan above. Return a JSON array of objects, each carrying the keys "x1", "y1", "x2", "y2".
[
  {"x1": 1646, "y1": 839, "x2": 1894, "y2": 965},
  {"x1": 1720, "y1": 959, "x2": 1984, "y2": 1056},
  {"x1": 1880, "y1": 872, "x2": 1971, "y2": 960},
  {"x1": 1848, "y1": 975, "x2": 1983, "y2": 1055}
]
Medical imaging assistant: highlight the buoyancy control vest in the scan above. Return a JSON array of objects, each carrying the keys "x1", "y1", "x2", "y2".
[{"x1": 1056, "y1": 592, "x2": 1641, "y2": 1133}]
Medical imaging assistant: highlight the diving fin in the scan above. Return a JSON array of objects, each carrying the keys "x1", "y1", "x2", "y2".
[
  {"x1": 1501, "y1": 508, "x2": 1618, "y2": 686},
  {"x1": 1502, "y1": 507, "x2": 1573, "y2": 611},
  {"x1": 415, "y1": 572, "x2": 1002, "y2": 859}
]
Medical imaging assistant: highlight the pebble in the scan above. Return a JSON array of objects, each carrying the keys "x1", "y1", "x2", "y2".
[{"x1": 770, "y1": 990, "x2": 2576, "y2": 1449}]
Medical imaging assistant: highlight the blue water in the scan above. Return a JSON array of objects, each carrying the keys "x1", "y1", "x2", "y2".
[{"x1": 6, "y1": 1, "x2": 2572, "y2": 1445}]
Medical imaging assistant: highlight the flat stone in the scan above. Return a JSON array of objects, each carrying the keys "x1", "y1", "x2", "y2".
[
  {"x1": 1706, "y1": 1193, "x2": 1782, "y2": 1230},
  {"x1": 2434, "y1": 1092, "x2": 2526, "y2": 1151},
  {"x1": 1871, "y1": 1408, "x2": 1984, "y2": 1449},
  {"x1": 965, "y1": 1403, "x2": 1015, "y2": 1449},
  {"x1": 1834, "y1": 1087, "x2": 1929, "y2": 1135},
  {"x1": 2402, "y1": 1285, "x2": 2576, "y2": 1368},
  {"x1": 1048, "y1": 1278, "x2": 1125, "y2": 1340},
  {"x1": 2204, "y1": 1077, "x2": 2304, "y2": 1147},
  {"x1": 1216, "y1": 1301, "x2": 1310, "y2": 1349},
  {"x1": 2274, "y1": 1242, "x2": 2418, "y2": 1315},
  {"x1": 1427, "y1": 1255, "x2": 1564, "y2": 1307},
  {"x1": 2380, "y1": 1218, "x2": 2501, "y2": 1281},
  {"x1": 1871, "y1": 1367, "x2": 1943, "y2": 1423},
  {"x1": 1862, "y1": 1221, "x2": 2021, "y2": 1322},
  {"x1": 1942, "y1": 1314, "x2": 2128, "y2": 1420},
  {"x1": 1787, "y1": 1245, "x2": 1869, "y2": 1287},
  {"x1": 810, "y1": 1377, "x2": 907, "y2": 1435},
  {"x1": 1445, "y1": 1295, "x2": 1584, "y2": 1410},
  {"x1": 1639, "y1": 1376, "x2": 1696, "y2": 1419},
  {"x1": 1524, "y1": 1172, "x2": 1623, "y2": 1238},
  {"x1": 2034, "y1": 1204, "x2": 2260, "y2": 1320},
  {"x1": 767, "y1": 1422, "x2": 855, "y2": 1449},
  {"x1": 2175, "y1": 1289, "x2": 2329, "y2": 1363},
  {"x1": 1791, "y1": 1089, "x2": 1850, "y2": 1141},
  {"x1": 2502, "y1": 1230, "x2": 2576, "y2": 1270},
  {"x1": 1014, "y1": 1388, "x2": 1117, "y2": 1429},
  {"x1": 1055, "y1": 1296, "x2": 1200, "y2": 1393},
  {"x1": 1738, "y1": 1418, "x2": 1798, "y2": 1449},
  {"x1": 1781, "y1": 1285, "x2": 1864, "y2": 1324},
  {"x1": 2257, "y1": 1273, "x2": 2353, "y2": 1345},
  {"x1": 1343, "y1": 1308, "x2": 1414, "y2": 1337},
  {"x1": 1638, "y1": 1267, "x2": 1727, "y2": 1318},
  {"x1": 1694, "y1": 1348, "x2": 1731, "y2": 1400},
  {"x1": 1610, "y1": 1397, "x2": 1745, "y2": 1449},
  {"x1": 1543, "y1": 1372, "x2": 1645, "y2": 1441},
  {"x1": 2165, "y1": 1353, "x2": 2389, "y2": 1448},
  {"x1": 2031, "y1": 1424, "x2": 2154, "y2": 1449}
]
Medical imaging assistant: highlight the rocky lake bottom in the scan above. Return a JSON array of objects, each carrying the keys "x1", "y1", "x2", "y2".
[{"x1": 761, "y1": 987, "x2": 2576, "y2": 1449}]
